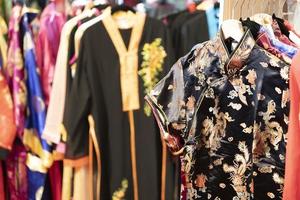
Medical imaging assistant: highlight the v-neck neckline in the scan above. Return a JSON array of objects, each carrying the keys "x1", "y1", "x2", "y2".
[
  {"x1": 103, "y1": 8, "x2": 144, "y2": 54},
  {"x1": 216, "y1": 28, "x2": 256, "y2": 76}
]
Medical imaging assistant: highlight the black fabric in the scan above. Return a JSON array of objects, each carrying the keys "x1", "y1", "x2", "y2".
[
  {"x1": 63, "y1": 16, "x2": 176, "y2": 200},
  {"x1": 0, "y1": 149, "x2": 9, "y2": 160},
  {"x1": 165, "y1": 10, "x2": 209, "y2": 59},
  {"x1": 241, "y1": 18, "x2": 261, "y2": 39},
  {"x1": 273, "y1": 14, "x2": 290, "y2": 38},
  {"x1": 146, "y1": 30, "x2": 290, "y2": 199}
]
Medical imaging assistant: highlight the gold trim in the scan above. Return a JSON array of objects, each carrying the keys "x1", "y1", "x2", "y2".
[
  {"x1": 128, "y1": 111, "x2": 139, "y2": 200},
  {"x1": 23, "y1": 129, "x2": 53, "y2": 168},
  {"x1": 88, "y1": 115, "x2": 102, "y2": 200},
  {"x1": 102, "y1": 10, "x2": 146, "y2": 112},
  {"x1": 63, "y1": 156, "x2": 89, "y2": 167},
  {"x1": 53, "y1": 151, "x2": 64, "y2": 160},
  {"x1": 161, "y1": 140, "x2": 167, "y2": 200},
  {"x1": 89, "y1": 127, "x2": 94, "y2": 200},
  {"x1": 61, "y1": 166, "x2": 73, "y2": 200}
]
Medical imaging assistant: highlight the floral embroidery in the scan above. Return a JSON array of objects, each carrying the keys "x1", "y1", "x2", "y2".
[
  {"x1": 139, "y1": 38, "x2": 166, "y2": 116},
  {"x1": 223, "y1": 142, "x2": 251, "y2": 200},
  {"x1": 195, "y1": 173, "x2": 207, "y2": 191},
  {"x1": 112, "y1": 179, "x2": 128, "y2": 200}
]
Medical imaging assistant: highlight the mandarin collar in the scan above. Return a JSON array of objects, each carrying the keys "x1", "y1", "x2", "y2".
[{"x1": 215, "y1": 28, "x2": 256, "y2": 77}]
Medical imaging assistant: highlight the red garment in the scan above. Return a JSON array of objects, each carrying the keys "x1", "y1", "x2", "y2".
[
  {"x1": 36, "y1": 2, "x2": 66, "y2": 106},
  {"x1": 284, "y1": 20, "x2": 300, "y2": 39},
  {"x1": 125, "y1": 0, "x2": 137, "y2": 7},
  {"x1": 49, "y1": 161, "x2": 62, "y2": 200},
  {"x1": 256, "y1": 31, "x2": 291, "y2": 63},
  {"x1": 36, "y1": 3, "x2": 65, "y2": 200},
  {"x1": 272, "y1": 20, "x2": 297, "y2": 48},
  {"x1": 283, "y1": 52, "x2": 300, "y2": 200}
]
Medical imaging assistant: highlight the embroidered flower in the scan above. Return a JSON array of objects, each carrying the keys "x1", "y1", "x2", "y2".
[
  {"x1": 246, "y1": 69, "x2": 257, "y2": 86},
  {"x1": 280, "y1": 66, "x2": 289, "y2": 81},
  {"x1": 139, "y1": 38, "x2": 167, "y2": 116},
  {"x1": 195, "y1": 173, "x2": 208, "y2": 189}
]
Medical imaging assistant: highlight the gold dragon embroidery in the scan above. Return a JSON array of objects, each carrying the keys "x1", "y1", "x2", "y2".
[{"x1": 223, "y1": 141, "x2": 251, "y2": 200}]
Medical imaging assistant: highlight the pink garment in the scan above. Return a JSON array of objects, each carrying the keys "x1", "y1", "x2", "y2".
[
  {"x1": 272, "y1": 20, "x2": 298, "y2": 48},
  {"x1": 36, "y1": 3, "x2": 66, "y2": 200},
  {"x1": 283, "y1": 52, "x2": 300, "y2": 199},
  {"x1": 6, "y1": 143, "x2": 28, "y2": 200},
  {"x1": 4, "y1": 5, "x2": 28, "y2": 200},
  {"x1": 36, "y1": 2, "x2": 66, "y2": 106}
]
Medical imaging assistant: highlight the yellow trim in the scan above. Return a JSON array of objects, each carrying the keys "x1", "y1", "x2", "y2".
[
  {"x1": 26, "y1": 153, "x2": 48, "y2": 173},
  {"x1": 88, "y1": 131, "x2": 94, "y2": 200},
  {"x1": 53, "y1": 150, "x2": 64, "y2": 161},
  {"x1": 63, "y1": 156, "x2": 89, "y2": 167},
  {"x1": 23, "y1": 129, "x2": 53, "y2": 168},
  {"x1": 102, "y1": 11, "x2": 146, "y2": 112},
  {"x1": 161, "y1": 140, "x2": 167, "y2": 200},
  {"x1": 88, "y1": 115, "x2": 101, "y2": 200},
  {"x1": 61, "y1": 166, "x2": 73, "y2": 200},
  {"x1": 128, "y1": 111, "x2": 139, "y2": 200}
]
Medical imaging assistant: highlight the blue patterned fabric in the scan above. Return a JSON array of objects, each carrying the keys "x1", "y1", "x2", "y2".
[{"x1": 21, "y1": 11, "x2": 52, "y2": 200}]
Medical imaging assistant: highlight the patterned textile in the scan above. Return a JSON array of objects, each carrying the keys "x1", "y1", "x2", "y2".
[
  {"x1": 146, "y1": 30, "x2": 290, "y2": 199},
  {"x1": 36, "y1": 2, "x2": 66, "y2": 106},
  {"x1": 4, "y1": 5, "x2": 28, "y2": 199},
  {"x1": 21, "y1": 10, "x2": 52, "y2": 199}
]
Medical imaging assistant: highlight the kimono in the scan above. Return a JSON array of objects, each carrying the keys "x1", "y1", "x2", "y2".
[
  {"x1": 63, "y1": 9, "x2": 177, "y2": 200},
  {"x1": 36, "y1": 1, "x2": 66, "y2": 106},
  {"x1": 21, "y1": 9, "x2": 52, "y2": 200},
  {"x1": 146, "y1": 30, "x2": 290, "y2": 199},
  {"x1": 5, "y1": 5, "x2": 28, "y2": 200}
]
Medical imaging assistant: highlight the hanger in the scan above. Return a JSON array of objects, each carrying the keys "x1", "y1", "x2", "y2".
[
  {"x1": 221, "y1": 19, "x2": 245, "y2": 42},
  {"x1": 111, "y1": 4, "x2": 136, "y2": 14}
]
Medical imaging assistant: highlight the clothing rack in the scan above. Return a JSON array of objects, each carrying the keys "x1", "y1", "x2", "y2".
[{"x1": 219, "y1": 0, "x2": 288, "y2": 22}]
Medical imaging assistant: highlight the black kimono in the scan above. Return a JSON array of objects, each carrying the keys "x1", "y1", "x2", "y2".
[{"x1": 63, "y1": 10, "x2": 176, "y2": 200}]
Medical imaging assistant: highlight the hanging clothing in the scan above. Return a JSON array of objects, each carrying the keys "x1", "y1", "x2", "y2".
[
  {"x1": 283, "y1": 52, "x2": 300, "y2": 200},
  {"x1": 36, "y1": 2, "x2": 66, "y2": 106},
  {"x1": 43, "y1": 10, "x2": 98, "y2": 145},
  {"x1": 4, "y1": 5, "x2": 28, "y2": 200},
  {"x1": 146, "y1": 29, "x2": 290, "y2": 199},
  {"x1": 20, "y1": 9, "x2": 53, "y2": 200},
  {"x1": 63, "y1": 9, "x2": 176, "y2": 200},
  {"x1": 165, "y1": 9, "x2": 210, "y2": 59}
]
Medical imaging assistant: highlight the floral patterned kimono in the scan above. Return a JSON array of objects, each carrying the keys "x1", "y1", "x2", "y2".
[{"x1": 146, "y1": 29, "x2": 290, "y2": 199}]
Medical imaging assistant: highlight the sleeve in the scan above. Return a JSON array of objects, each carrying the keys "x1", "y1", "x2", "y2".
[
  {"x1": 63, "y1": 34, "x2": 91, "y2": 167},
  {"x1": 145, "y1": 46, "x2": 199, "y2": 154}
]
